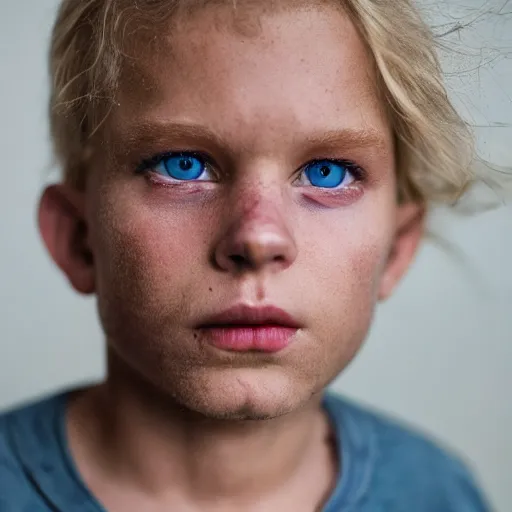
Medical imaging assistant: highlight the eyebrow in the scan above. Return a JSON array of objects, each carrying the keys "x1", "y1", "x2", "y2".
[
  {"x1": 112, "y1": 120, "x2": 228, "y2": 154},
  {"x1": 113, "y1": 119, "x2": 389, "y2": 156},
  {"x1": 303, "y1": 128, "x2": 389, "y2": 152}
]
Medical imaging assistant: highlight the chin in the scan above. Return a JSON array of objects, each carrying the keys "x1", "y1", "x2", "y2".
[
  {"x1": 158, "y1": 366, "x2": 312, "y2": 421},
  {"x1": 108, "y1": 340, "x2": 330, "y2": 421}
]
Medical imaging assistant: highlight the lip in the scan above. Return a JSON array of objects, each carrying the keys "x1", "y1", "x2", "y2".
[
  {"x1": 197, "y1": 304, "x2": 302, "y2": 353},
  {"x1": 198, "y1": 304, "x2": 302, "y2": 329}
]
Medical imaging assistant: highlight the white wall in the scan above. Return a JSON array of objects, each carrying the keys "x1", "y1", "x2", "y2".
[{"x1": 0, "y1": 0, "x2": 510, "y2": 510}]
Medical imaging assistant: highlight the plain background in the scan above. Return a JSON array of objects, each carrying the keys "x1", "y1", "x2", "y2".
[{"x1": 0, "y1": 0, "x2": 510, "y2": 510}]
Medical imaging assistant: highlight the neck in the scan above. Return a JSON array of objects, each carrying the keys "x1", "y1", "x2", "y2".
[{"x1": 67, "y1": 355, "x2": 337, "y2": 510}]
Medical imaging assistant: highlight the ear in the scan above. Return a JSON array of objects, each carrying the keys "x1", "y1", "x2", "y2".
[
  {"x1": 378, "y1": 202, "x2": 426, "y2": 301},
  {"x1": 38, "y1": 184, "x2": 95, "y2": 295}
]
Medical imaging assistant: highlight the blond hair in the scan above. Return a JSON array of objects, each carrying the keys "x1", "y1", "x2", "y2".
[{"x1": 50, "y1": 0, "x2": 481, "y2": 204}]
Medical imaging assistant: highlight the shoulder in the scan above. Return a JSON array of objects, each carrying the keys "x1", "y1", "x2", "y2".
[
  {"x1": 324, "y1": 393, "x2": 491, "y2": 511},
  {"x1": 0, "y1": 393, "x2": 67, "y2": 510}
]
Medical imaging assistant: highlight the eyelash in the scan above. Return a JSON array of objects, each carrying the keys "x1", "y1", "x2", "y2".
[
  {"x1": 135, "y1": 151, "x2": 366, "y2": 185},
  {"x1": 136, "y1": 151, "x2": 215, "y2": 174}
]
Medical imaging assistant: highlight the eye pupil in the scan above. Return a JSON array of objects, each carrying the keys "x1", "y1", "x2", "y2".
[
  {"x1": 179, "y1": 158, "x2": 193, "y2": 171},
  {"x1": 320, "y1": 166, "x2": 330, "y2": 177}
]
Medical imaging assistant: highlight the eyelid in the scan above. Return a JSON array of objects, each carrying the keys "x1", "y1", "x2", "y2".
[
  {"x1": 300, "y1": 158, "x2": 366, "y2": 180},
  {"x1": 135, "y1": 150, "x2": 216, "y2": 174}
]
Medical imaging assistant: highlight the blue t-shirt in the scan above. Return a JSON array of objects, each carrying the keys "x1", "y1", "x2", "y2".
[{"x1": 0, "y1": 390, "x2": 491, "y2": 511}]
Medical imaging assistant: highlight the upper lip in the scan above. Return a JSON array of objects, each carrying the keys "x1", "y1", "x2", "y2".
[{"x1": 198, "y1": 304, "x2": 302, "y2": 328}]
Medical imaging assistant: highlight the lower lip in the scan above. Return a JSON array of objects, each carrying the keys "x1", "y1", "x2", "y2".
[{"x1": 200, "y1": 325, "x2": 298, "y2": 353}]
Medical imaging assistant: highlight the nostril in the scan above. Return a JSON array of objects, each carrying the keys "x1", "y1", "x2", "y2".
[{"x1": 229, "y1": 254, "x2": 247, "y2": 266}]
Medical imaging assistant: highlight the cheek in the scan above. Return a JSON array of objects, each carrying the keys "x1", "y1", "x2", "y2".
[
  {"x1": 302, "y1": 201, "x2": 392, "y2": 296},
  {"x1": 89, "y1": 187, "x2": 206, "y2": 336},
  {"x1": 298, "y1": 202, "x2": 393, "y2": 349},
  {"x1": 316, "y1": 237, "x2": 386, "y2": 336}
]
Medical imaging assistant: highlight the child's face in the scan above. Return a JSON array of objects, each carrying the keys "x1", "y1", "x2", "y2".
[{"x1": 52, "y1": 4, "x2": 423, "y2": 418}]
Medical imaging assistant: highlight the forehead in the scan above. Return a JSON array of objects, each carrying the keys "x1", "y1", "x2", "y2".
[{"x1": 110, "y1": 3, "x2": 390, "y2": 148}]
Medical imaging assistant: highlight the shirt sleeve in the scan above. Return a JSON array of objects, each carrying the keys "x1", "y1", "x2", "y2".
[{"x1": 443, "y1": 456, "x2": 494, "y2": 512}]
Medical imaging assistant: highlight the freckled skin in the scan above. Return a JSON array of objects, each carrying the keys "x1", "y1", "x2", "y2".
[{"x1": 84, "y1": 4, "x2": 398, "y2": 420}]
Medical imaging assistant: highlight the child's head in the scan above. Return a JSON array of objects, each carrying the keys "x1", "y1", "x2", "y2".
[{"x1": 40, "y1": 0, "x2": 475, "y2": 419}]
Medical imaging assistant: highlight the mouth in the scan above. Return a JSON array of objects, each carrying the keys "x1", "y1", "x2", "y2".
[{"x1": 197, "y1": 304, "x2": 302, "y2": 353}]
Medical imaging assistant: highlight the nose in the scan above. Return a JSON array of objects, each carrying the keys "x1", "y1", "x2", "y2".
[{"x1": 213, "y1": 192, "x2": 298, "y2": 274}]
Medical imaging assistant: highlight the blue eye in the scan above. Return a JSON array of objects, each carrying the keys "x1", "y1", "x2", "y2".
[
  {"x1": 303, "y1": 160, "x2": 355, "y2": 189},
  {"x1": 137, "y1": 152, "x2": 213, "y2": 181},
  {"x1": 155, "y1": 153, "x2": 208, "y2": 180}
]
